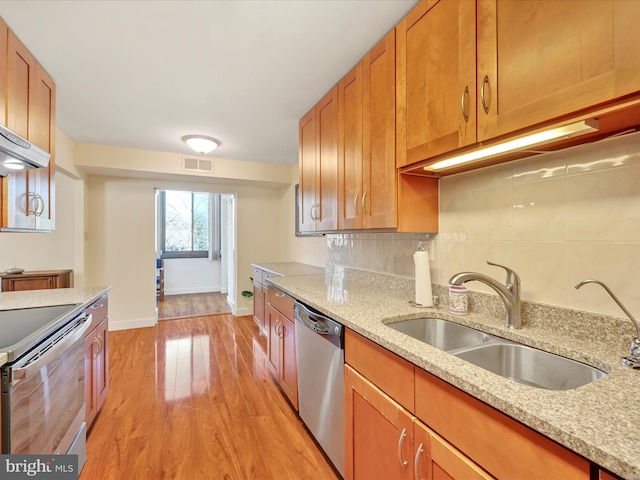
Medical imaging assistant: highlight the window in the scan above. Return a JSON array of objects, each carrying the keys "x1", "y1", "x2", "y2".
[{"x1": 160, "y1": 190, "x2": 220, "y2": 259}]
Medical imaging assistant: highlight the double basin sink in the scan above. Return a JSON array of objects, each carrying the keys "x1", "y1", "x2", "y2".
[{"x1": 388, "y1": 318, "x2": 606, "y2": 390}]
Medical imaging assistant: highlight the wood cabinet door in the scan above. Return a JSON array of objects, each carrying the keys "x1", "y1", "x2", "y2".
[
  {"x1": 315, "y1": 86, "x2": 338, "y2": 231},
  {"x1": 31, "y1": 63, "x2": 56, "y2": 231},
  {"x1": 253, "y1": 281, "x2": 265, "y2": 331},
  {"x1": 266, "y1": 305, "x2": 281, "y2": 374},
  {"x1": 4, "y1": 30, "x2": 37, "y2": 230},
  {"x1": 363, "y1": 30, "x2": 396, "y2": 229},
  {"x1": 84, "y1": 328, "x2": 99, "y2": 427},
  {"x1": 84, "y1": 305, "x2": 109, "y2": 429},
  {"x1": 477, "y1": 0, "x2": 640, "y2": 141},
  {"x1": 338, "y1": 64, "x2": 363, "y2": 230},
  {"x1": 414, "y1": 420, "x2": 492, "y2": 480},
  {"x1": 298, "y1": 108, "x2": 316, "y2": 233},
  {"x1": 279, "y1": 314, "x2": 298, "y2": 410},
  {"x1": 5, "y1": 276, "x2": 53, "y2": 291},
  {"x1": 396, "y1": 0, "x2": 476, "y2": 167},
  {"x1": 415, "y1": 368, "x2": 590, "y2": 480},
  {"x1": 345, "y1": 365, "x2": 414, "y2": 480},
  {"x1": 94, "y1": 318, "x2": 109, "y2": 416}
]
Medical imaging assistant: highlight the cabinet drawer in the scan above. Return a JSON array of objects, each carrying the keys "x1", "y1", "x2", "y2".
[
  {"x1": 267, "y1": 286, "x2": 294, "y2": 319},
  {"x1": 415, "y1": 368, "x2": 590, "y2": 480},
  {"x1": 252, "y1": 267, "x2": 264, "y2": 285},
  {"x1": 84, "y1": 295, "x2": 108, "y2": 335},
  {"x1": 345, "y1": 328, "x2": 415, "y2": 412}
]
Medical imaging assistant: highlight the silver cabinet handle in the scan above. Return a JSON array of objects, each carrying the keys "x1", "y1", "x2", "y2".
[
  {"x1": 92, "y1": 334, "x2": 103, "y2": 359},
  {"x1": 27, "y1": 192, "x2": 38, "y2": 216},
  {"x1": 316, "y1": 203, "x2": 323, "y2": 221},
  {"x1": 353, "y1": 194, "x2": 359, "y2": 215},
  {"x1": 397, "y1": 428, "x2": 408, "y2": 469},
  {"x1": 481, "y1": 75, "x2": 490, "y2": 114},
  {"x1": 362, "y1": 191, "x2": 367, "y2": 214},
  {"x1": 413, "y1": 442, "x2": 424, "y2": 480},
  {"x1": 310, "y1": 205, "x2": 316, "y2": 221},
  {"x1": 90, "y1": 303, "x2": 105, "y2": 310},
  {"x1": 275, "y1": 292, "x2": 285, "y2": 298},
  {"x1": 461, "y1": 86, "x2": 469, "y2": 123},
  {"x1": 36, "y1": 194, "x2": 45, "y2": 216}
]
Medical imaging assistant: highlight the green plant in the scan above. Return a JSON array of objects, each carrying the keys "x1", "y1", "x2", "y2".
[{"x1": 241, "y1": 290, "x2": 253, "y2": 298}]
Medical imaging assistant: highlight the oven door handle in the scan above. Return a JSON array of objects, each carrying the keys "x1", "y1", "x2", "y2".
[{"x1": 12, "y1": 313, "x2": 93, "y2": 382}]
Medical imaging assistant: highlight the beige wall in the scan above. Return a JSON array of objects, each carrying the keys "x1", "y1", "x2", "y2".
[
  {"x1": 85, "y1": 174, "x2": 288, "y2": 329},
  {"x1": 437, "y1": 132, "x2": 640, "y2": 319}
]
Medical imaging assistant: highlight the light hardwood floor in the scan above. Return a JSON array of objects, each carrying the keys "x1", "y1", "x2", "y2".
[
  {"x1": 157, "y1": 292, "x2": 231, "y2": 320},
  {"x1": 80, "y1": 314, "x2": 339, "y2": 480}
]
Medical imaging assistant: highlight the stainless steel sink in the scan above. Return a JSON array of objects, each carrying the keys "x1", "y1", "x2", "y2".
[
  {"x1": 386, "y1": 317, "x2": 607, "y2": 390},
  {"x1": 454, "y1": 343, "x2": 607, "y2": 390},
  {"x1": 387, "y1": 318, "x2": 492, "y2": 351}
]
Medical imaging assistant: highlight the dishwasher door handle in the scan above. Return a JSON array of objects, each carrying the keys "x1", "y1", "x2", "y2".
[
  {"x1": 300, "y1": 313, "x2": 330, "y2": 334},
  {"x1": 293, "y1": 302, "x2": 344, "y2": 348}
]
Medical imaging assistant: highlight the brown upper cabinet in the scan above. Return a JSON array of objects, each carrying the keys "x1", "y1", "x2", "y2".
[
  {"x1": 476, "y1": 0, "x2": 640, "y2": 142},
  {"x1": 396, "y1": 0, "x2": 476, "y2": 168},
  {"x1": 396, "y1": 0, "x2": 640, "y2": 172},
  {"x1": 298, "y1": 86, "x2": 339, "y2": 233},
  {"x1": 1, "y1": 22, "x2": 56, "y2": 231},
  {"x1": 339, "y1": 31, "x2": 397, "y2": 230}
]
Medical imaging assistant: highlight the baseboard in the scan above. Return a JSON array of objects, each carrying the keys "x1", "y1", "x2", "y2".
[
  {"x1": 164, "y1": 286, "x2": 221, "y2": 295},
  {"x1": 109, "y1": 316, "x2": 157, "y2": 331},
  {"x1": 235, "y1": 307, "x2": 252, "y2": 316}
]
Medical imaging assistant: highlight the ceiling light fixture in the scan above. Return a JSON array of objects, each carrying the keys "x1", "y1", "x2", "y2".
[
  {"x1": 182, "y1": 135, "x2": 221, "y2": 154},
  {"x1": 424, "y1": 119, "x2": 599, "y2": 172}
]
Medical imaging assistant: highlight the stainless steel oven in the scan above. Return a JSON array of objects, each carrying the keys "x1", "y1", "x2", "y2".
[{"x1": 1, "y1": 305, "x2": 91, "y2": 469}]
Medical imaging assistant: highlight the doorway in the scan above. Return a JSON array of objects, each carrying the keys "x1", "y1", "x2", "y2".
[{"x1": 155, "y1": 189, "x2": 236, "y2": 319}]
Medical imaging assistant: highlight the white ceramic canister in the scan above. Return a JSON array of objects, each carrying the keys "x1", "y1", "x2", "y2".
[{"x1": 448, "y1": 285, "x2": 468, "y2": 315}]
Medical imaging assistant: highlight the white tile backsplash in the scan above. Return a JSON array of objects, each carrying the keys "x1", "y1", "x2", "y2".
[{"x1": 328, "y1": 131, "x2": 640, "y2": 319}]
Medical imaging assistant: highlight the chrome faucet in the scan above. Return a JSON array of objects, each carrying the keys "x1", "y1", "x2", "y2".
[
  {"x1": 449, "y1": 261, "x2": 522, "y2": 329},
  {"x1": 574, "y1": 279, "x2": 640, "y2": 368}
]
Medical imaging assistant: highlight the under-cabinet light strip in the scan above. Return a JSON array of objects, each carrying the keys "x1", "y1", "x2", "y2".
[{"x1": 424, "y1": 119, "x2": 599, "y2": 172}]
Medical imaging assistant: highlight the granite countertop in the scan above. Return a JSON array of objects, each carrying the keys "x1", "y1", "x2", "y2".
[
  {"x1": 251, "y1": 262, "x2": 325, "y2": 277},
  {"x1": 268, "y1": 269, "x2": 640, "y2": 480},
  {"x1": 0, "y1": 286, "x2": 111, "y2": 367}
]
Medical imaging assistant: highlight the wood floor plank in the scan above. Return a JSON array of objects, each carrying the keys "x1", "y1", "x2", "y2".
[
  {"x1": 80, "y1": 314, "x2": 339, "y2": 480},
  {"x1": 157, "y1": 292, "x2": 231, "y2": 320}
]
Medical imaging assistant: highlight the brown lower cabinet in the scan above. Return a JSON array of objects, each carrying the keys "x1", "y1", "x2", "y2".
[
  {"x1": 0, "y1": 269, "x2": 72, "y2": 291},
  {"x1": 345, "y1": 365, "x2": 491, "y2": 480},
  {"x1": 266, "y1": 286, "x2": 298, "y2": 410},
  {"x1": 344, "y1": 328, "x2": 591, "y2": 480},
  {"x1": 84, "y1": 296, "x2": 109, "y2": 429}
]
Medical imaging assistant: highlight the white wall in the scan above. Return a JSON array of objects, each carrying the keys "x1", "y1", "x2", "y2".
[{"x1": 163, "y1": 257, "x2": 221, "y2": 295}]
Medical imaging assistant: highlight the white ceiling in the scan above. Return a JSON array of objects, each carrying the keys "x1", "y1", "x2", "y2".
[{"x1": 0, "y1": 0, "x2": 418, "y2": 166}]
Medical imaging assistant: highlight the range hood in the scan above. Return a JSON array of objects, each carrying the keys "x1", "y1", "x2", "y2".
[{"x1": 0, "y1": 123, "x2": 50, "y2": 176}]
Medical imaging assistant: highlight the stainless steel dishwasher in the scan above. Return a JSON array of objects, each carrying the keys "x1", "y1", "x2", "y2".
[{"x1": 294, "y1": 301, "x2": 344, "y2": 477}]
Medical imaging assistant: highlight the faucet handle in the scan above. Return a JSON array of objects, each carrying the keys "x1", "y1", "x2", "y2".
[{"x1": 487, "y1": 261, "x2": 521, "y2": 286}]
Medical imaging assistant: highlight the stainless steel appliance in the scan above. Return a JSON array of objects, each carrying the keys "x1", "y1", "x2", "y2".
[
  {"x1": 0, "y1": 122, "x2": 50, "y2": 176},
  {"x1": 294, "y1": 301, "x2": 344, "y2": 476},
  {"x1": 1, "y1": 303, "x2": 90, "y2": 469}
]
